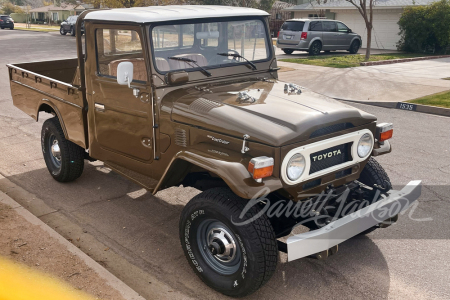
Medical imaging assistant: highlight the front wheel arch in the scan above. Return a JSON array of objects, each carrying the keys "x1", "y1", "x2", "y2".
[{"x1": 153, "y1": 155, "x2": 283, "y2": 199}]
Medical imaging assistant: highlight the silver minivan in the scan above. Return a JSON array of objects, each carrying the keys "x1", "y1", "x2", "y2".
[{"x1": 277, "y1": 19, "x2": 362, "y2": 55}]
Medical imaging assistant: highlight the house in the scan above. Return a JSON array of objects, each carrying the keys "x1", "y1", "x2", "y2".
[
  {"x1": 29, "y1": 3, "x2": 77, "y2": 24},
  {"x1": 268, "y1": 1, "x2": 294, "y2": 37},
  {"x1": 284, "y1": 0, "x2": 437, "y2": 50}
]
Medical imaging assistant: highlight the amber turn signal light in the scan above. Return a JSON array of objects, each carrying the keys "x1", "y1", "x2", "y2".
[
  {"x1": 248, "y1": 157, "x2": 274, "y2": 181},
  {"x1": 376, "y1": 122, "x2": 394, "y2": 142},
  {"x1": 379, "y1": 129, "x2": 393, "y2": 141}
]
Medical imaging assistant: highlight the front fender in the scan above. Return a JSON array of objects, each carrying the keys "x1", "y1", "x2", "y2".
[{"x1": 153, "y1": 143, "x2": 283, "y2": 199}]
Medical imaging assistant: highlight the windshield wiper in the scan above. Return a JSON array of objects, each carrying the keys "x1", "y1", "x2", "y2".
[
  {"x1": 217, "y1": 53, "x2": 257, "y2": 70},
  {"x1": 168, "y1": 56, "x2": 212, "y2": 77}
]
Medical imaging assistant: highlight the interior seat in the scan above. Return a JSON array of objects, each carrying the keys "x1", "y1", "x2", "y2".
[
  {"x1": 155, "y1": 57, "x2": 170, "y2": 72},
  {"x1": 108, "y1": 58, "x2": 147, "y2": 82},
  {"x1": 168, "y1": 54, "x2": 208, "y2": 70}
]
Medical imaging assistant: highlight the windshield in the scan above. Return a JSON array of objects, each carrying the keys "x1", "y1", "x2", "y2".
[{"x1": 151, "y1": 18, "x2": 270, "y2": 74}]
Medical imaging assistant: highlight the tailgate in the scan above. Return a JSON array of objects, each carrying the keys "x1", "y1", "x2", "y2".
[
  {"x1": 7, "y1": 61, "x2": 87, "y2": 148},
  {"x1": 278, "y1": 21, "x2": 305, "y2": 45}
]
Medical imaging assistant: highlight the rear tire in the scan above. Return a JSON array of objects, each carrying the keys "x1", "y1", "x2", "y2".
[
  {"x1": 309, "y1": 41, "x2": 322, "y2": 56},
  {"x1": 179, "y1": 188, "x2": 278, "y2": 297},
  {"x1": 9, "y1": 25, "x2": 13, "y2": 30},
  {"x1": 357, "y1": 157, "x2": 392, "y2": 235},
  {"x1": 283, "y1": 49, "x2": 294, "y2": 55},
  {"x1": 41, "y1": 117, "x2": 85, "y2": 182},
  {"x1": 349, "y1": 40, "x2": 360, "y2": 54}
]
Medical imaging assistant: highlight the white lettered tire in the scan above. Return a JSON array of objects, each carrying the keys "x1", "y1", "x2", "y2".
[{"x1": 179, "y1": 187, "x2": 278, "y2": 297}]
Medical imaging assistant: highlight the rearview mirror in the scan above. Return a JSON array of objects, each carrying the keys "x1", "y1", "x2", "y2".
[
  {"x1": 116, "y1": 62, "x2": 134, "y2": 88},
  {"x1": 165, "y1": 71, "x2": 189, "y2": 85}
]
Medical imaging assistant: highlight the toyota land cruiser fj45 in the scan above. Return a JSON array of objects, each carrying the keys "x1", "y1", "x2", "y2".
[{"x1": 7, "y1": 6, "x2": 421, "y2": 297}]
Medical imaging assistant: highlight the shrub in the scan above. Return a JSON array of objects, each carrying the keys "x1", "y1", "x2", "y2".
[{"x1": 398, "y1": 0, "x2": 450, "y2": 53}]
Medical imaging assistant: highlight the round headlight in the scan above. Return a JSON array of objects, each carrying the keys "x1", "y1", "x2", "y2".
[
  {"x1": 287, "y1": 154, "x2": 306, "y2": 181},
  {"x1": 357, "y1": 133, "x2": 373, "y2": 157}
]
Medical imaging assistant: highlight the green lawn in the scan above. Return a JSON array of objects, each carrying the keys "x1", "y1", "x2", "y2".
[
  {"x1": 280, "y1": 53, "x2": 430, "y2": 68},
  {"x1": 408, "y1": 91, "x2": 450, "y2": 109}
]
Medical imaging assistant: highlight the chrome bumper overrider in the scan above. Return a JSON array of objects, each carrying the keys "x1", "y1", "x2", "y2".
[{"x1": 287, "y1": 180, "x2": 422, "y2": 262}]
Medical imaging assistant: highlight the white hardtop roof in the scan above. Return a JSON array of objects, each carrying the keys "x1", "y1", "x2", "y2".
[{"x1": 84, "y1": 5, "x2": 269, "y2": 23}]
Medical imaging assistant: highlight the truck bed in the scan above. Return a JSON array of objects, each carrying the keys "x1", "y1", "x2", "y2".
[{"x1": 7, "y1": 58, "x2": 87, "y2": 148}]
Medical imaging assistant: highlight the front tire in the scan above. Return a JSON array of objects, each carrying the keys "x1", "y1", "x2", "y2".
[
  {"x1": 41, "y1": 117, "x2": 85, "y2": 182},
  {"x1": 179, "y1": 188, "x2": 278, "y2": 297},
  {"x1": 60, "y1": 27, "x2": 66, "y2": 35},
  {"x1": 357, "y1": 157, "x2": 392, "y2": 235},
  {"x1": 309, "y1": 41, "x2": 322, "y2": 56}
]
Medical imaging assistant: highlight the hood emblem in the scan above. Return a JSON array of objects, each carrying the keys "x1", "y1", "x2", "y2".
[
  {"x1": 229, "y1": 89, "x2": 263, "y2": 103},
  {"x1": 237, "y1": 91, "x2": 256, "y2": 103},
  {"x1": 284, "y1": 83, "x2": 303, "y2": 95}
]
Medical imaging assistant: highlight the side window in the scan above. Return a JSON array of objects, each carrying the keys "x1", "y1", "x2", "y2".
[
  {"x1": 309, "y1": 21, "x2": 323, "y2": 32},
  {"x1": 337, "y1": 22, "x2": 349, "y2": 33},
  {"x1": 95, "y1": 28, "x2": 147, "y2": 83},
  {"x1": 322, "y1": 22, "x2": 337, "y2": 32}
]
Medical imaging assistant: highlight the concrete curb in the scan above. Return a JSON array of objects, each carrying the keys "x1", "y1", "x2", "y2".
[
  {"x1": 0, "y1": 189, "x2": 145, "y2": 300},
  {"x1": 336, "y1": 98, "x2": 450, "y2": 118},
  {"x1": 360, "y1": 55, "x2": 450, "y2": 66}
]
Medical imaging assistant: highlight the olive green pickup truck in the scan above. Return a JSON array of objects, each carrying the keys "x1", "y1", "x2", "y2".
[{"x1": 7, "y1": 6, "x2": 421, "y2": 297}]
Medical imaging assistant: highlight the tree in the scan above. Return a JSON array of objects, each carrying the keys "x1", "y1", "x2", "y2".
[
  {"x1": 313, "y1": 0, "x2": 375, "y2": 61},
  {"x1": 1, "y1": 2, "x2": 24, "y2": 14},
  {"x1": 398, "y1": 0, "x2": 450, "y2": 53}
]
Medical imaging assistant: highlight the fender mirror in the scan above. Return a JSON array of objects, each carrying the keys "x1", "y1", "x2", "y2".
[{"x1": 116, "y1": 62, "x2": 134, "y2": 88}]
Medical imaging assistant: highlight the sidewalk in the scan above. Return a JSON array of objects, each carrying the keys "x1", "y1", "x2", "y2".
[
  {"x1": 14, "y1": 23, "x2": 60, "y2": 32},
  {"x1": 0, "y1": 189, "x2": 144, "y2": 300},
  {"x1": 277, "y1": 57, "x2": 450, "y2": 103}
]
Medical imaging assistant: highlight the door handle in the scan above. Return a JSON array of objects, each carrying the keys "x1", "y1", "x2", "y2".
[{"x1": 94, "y1": 103, "x2": 105, "y2": 112}]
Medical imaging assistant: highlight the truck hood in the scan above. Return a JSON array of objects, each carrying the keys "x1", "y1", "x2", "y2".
[{"x1": 170, "y1": 80, "x2": 376, "y2": 146}]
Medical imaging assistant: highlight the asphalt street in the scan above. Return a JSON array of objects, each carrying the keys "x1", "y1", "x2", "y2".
[{"x1": 1, "y1": 30, "x2": 449, "y2": 300}]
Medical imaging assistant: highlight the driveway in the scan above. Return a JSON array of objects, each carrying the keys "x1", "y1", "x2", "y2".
[
  {"x1": 277, "y1": 54, "x2": 450, "y2": 102},
  {"x1": 1, "y1": 30, "x2": 449, "y2": 300}
]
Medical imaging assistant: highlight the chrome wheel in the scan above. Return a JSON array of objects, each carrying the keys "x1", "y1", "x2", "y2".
[
  {"x1": 197, "y1": 219, "x2": 241, "y2": 275},
  {"x1": 49, "y1": 135, "x2": 61, "y2": 168}
]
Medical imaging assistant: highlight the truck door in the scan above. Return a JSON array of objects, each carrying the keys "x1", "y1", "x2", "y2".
[{"x1": 87, "y1": 26, "x2": 154, "y2": 166}]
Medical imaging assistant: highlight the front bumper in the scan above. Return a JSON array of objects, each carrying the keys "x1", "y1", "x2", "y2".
[{"x1": 286, "y1": 180, "x2": 422, "y2": 261}]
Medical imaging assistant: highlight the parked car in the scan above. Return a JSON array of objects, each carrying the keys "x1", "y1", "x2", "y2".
[
  {"x1": 277, "y1": 19, "x2": 362, "y2": 55},
  {"x1": 0, "y1": 15, "x2": 14, "y2": 30},
  {"x1": 60, "y1": 15, "x2": 84, "y2": 36},
  {"x1": 7, "y1": 6, "x2": 420, "y2": 298}
]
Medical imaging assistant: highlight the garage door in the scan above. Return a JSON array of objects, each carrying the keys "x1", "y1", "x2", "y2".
[{"x1": 336, "y1": 10, "x2": 402, "y2": 50}]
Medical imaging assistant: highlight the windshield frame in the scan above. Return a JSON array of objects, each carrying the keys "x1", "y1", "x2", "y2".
[{"x1": 148, "y1": 16, "x2": 273, "y2": 76}]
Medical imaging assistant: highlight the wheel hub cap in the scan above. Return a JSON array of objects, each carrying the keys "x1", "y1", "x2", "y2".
[
  {"x1": 51, "y1": 140, "x2": 61, "y2": 161},
  {"x1": 207, "y1": 227, "x2": 236, "y2": 262}
]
